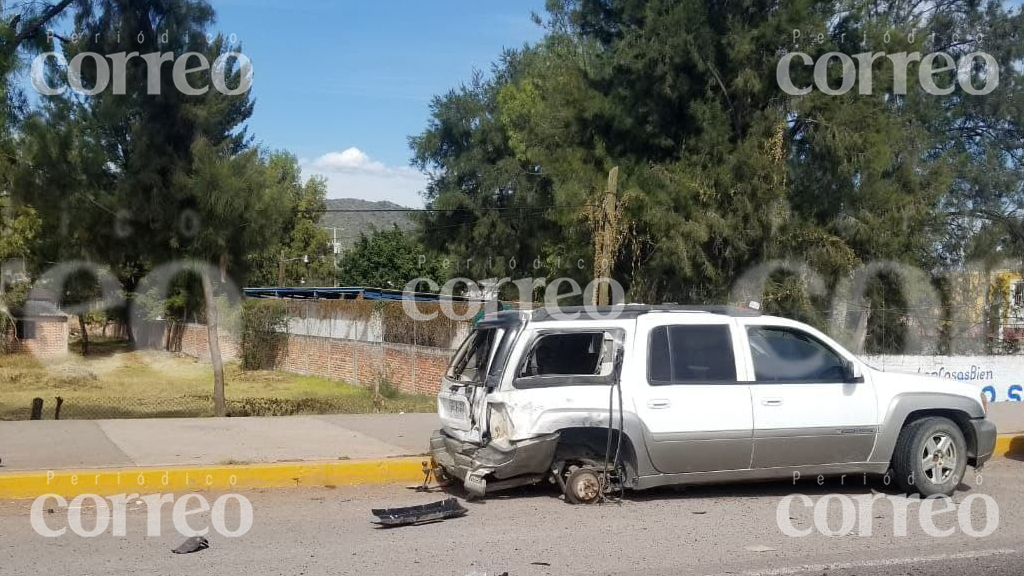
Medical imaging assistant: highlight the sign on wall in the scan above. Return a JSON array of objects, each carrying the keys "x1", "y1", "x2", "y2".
[{"x1": 863, "y1": 355, "x2": 1024, "y2": 403}]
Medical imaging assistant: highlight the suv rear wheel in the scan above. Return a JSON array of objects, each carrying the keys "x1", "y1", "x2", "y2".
[
  {"x1": 892, "y1": 416, "x2": 967, "y2": 497},
  {"x1": 564, "y1": 466, "x2": 602, "y2": 504}
]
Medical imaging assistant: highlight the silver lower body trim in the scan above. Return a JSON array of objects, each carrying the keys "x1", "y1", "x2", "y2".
[{"x1": 632, "y1": 462, "x2": 891, "y2": 490}]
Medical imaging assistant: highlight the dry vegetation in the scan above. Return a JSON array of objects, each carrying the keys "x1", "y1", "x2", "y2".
[{"x1": 0, "y1": 339, "x2": 436, "y2": 420}]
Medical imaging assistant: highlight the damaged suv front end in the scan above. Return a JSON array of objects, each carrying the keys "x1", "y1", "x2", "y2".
[{"x1": 430, "y1": 311, "x2": 562, "y2": 496}]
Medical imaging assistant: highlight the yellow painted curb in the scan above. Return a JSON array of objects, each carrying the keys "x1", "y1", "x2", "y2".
[
  {"x1": 994, "y1": 434, "x2": 1024, "y2": 459},
  {"x1": 0, "y1": 457, "x2": 426, "y2": 500},
  {"x1": 2, "y1": 435, "x2": 1019, "y2": 500}
]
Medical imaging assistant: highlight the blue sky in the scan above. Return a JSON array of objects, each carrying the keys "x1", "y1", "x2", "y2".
[
  {"x1": 214, "y1": 1, "x2": 546, "y2": 206},
  {"x1": 215, "y1": 0, "x2": 1022, "y2": 207},
  {"x1": 30, "y1": 0, "x2": 1023, "y2": 206}
]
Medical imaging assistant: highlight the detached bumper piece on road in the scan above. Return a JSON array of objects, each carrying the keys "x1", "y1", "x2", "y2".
[{"x1": 371, "y1": 498, "x2": 468, "y2": 527}]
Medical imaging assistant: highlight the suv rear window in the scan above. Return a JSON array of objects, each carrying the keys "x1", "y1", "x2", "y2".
[
  {"x1": 648, "y1": 325, "x2": 736, "y2": 384},
  {"x1": 447, "y1": 328, "x2": 501, "y2": 383}
]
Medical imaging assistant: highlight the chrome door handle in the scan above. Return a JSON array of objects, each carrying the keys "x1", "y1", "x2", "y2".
[
  {"x1": 761, "y1": 397, "x2": 783, "y2": 406},
  {"x1": 647, "y1": 399, "x2": 671, "y2": 409}
]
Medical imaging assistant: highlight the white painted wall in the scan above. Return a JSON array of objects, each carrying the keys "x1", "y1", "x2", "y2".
[
  {"x1": 284, "y1": 312, "x2": 382, "y2": 342},
  {"x1": 277, "y1": 304, "x2": 471, "y2": 349},
  {"x1": 863, "y1": 355, "x2": 1024, "y2": 402}
]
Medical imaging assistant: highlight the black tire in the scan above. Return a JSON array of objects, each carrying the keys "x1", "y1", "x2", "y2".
[
  {"x1": 565, "y1": 467, "x2": 602, "y2": 504},
  {"x1": 892, "y1": 416, "x2": 967, "y2": 497}
]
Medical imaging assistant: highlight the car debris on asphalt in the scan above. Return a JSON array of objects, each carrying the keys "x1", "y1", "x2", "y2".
[
  {"x1": 172, "y1": 536, "x2": 210, "y2": 554},
  {"x1": 371, "y1": 498, "x2": 468, "y2": 527}
]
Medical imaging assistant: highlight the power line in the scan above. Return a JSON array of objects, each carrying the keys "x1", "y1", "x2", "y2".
[{"x1": 302, "y1": 205, "x2": 595, "y2": 214}]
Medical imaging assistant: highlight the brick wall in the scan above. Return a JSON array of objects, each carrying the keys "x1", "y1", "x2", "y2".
[
  {"x1": 165, "y1": 322, "x2": 240, "y2": 362},
  {"x1": 166, "y1": 322, "x2": 453, "y2": 395},
  {"x1": 7, "y1": 317, "x2": 68, "y2": 357},
  {"x1": 72, "y1": 318, "x2": 131, "y2": 339}
]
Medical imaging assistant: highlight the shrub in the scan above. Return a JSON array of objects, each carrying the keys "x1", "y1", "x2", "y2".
[
  {"x1": 240, "y1": 299, "x2": 290, "y2": 370},
  {"x1": 375, "y1": 374, "x2": 400, "y2": 399},
  {"x1": 0, "y1": 281, "x2": 29, "y2": 353}
]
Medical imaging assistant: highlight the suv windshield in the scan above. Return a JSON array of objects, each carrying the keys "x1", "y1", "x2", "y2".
[{"x1": 447, "y1": 328, "x2": 503, "y2": 384}]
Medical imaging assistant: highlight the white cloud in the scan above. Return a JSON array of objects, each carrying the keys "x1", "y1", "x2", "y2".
[
  {"x1": 310, "y1": 147, "x2": 386, "y2": 173},
  {"x1": 301, "y1": 147, "x2": 427, "y2": 207}
]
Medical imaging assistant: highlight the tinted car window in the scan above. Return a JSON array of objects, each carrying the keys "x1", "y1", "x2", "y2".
[
  {"x1": 648, "y1": 325, "x2": 736, "y2": 384},
  {"x1": 747, "y1": 326, "x2": 847, "y2": 382}
]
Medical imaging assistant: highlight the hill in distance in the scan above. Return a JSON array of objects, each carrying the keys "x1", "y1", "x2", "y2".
[{"x1": 319, "y1": 198, "x2": 416, "y2": 250}]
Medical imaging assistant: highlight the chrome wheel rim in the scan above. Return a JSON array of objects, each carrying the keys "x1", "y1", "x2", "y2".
[{"x1": 921, "y1": 432, "x2": 957, "y2": 484}]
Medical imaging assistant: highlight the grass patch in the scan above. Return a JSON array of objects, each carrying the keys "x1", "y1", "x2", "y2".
[{"x1": 0, "y1": 347, "x2": 437, "y2": 420}]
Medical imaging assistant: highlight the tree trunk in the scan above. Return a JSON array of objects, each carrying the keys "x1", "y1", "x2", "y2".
[
  {"x1": 591, "y1": 167, "x2": 620, "y2": 306},
  {"x1": 201, "y1": 271, "x2": 227, "y2": 417},
  {"x1": 78, "y1": 315, "x2": 90, "y2": 356},
  {"x1": 125, "y1": 274, "x2": 138, "y2": 346}
]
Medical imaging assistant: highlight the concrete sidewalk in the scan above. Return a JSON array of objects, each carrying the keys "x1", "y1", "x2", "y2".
[
  {"x1": 0, "y1": 406, "x2": 1020, "y2": 500},
  {"x1": 0, "y1": 413, "x2": 438, "y2": 472},
  {"x1": 0, "y1": 404, "x2": 1021, "y2": 473}
]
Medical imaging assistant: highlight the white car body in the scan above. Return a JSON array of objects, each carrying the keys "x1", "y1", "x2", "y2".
[{"x1": 430, "y1": 306, "x2": 997, "y2": 496}]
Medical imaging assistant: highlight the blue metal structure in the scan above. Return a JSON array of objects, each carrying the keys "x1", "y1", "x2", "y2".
[{"x1": 243, "y1": 286, "x2": 485, "y2": 302}]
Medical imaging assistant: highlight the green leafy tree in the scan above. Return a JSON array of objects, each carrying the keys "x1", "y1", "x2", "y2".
[
  {"x1": 411, "y1": 0, "x2": 1024, "y2": 346},
  {"x1": 0, "y1": 201, "x2": 40, "y2": 263},
  {"x1": 337, "y1": 226, "x2": 440, "y2": 290},
  {"x1": 175, "y1": 138, "x2": 291, "y2": 414},
  {"x1": 410, "y1": 62, "x2": 571, "y2": 286},
  {"x1": 248, "y1": 153, "x2": 334, "y2": 287},
  {"x1": 9, "y1": 92, "x2": 118, "y2": 354},
  {"x1": 0, "y1": 0, "x2": 78, "y2": 155},
  {"x1": 55, "y1": 0, "x2": 255, "y2": 288},
  {"x1": 10, "y1": 0, "x2": 267, "y2": 414},
  {"x1": 0, "y1": 196, "x2": 39, "y2": 345},
  {"x1": 0, "y1": 1, "x2": 79, "y2": 268}
]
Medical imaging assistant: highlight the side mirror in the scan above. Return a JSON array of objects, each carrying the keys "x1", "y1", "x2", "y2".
[{"x1": 846, "y1": 360, "x2": 865, "y2": 383}]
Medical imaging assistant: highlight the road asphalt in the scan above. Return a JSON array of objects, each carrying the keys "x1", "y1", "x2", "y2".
[{"x1": 0, "y1": 457, "x2": 1022, "y2": 575}]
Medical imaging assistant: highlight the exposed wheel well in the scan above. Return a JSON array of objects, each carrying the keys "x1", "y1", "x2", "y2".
[
  {"x1": 899, "y1": 409, "x2": 978, "y2": 463},
  {"x1": 553, "y1": 427, "x2": 639, "y2": 477}
]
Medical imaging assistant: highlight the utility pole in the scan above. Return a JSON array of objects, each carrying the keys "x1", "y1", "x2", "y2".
[
  {"x1": 590, "y1": 167, "x2": 622, "y2": 306},
  {"x1": 332, "y1": 227, "x2": 341, "y2": 287},
  {"x1": 278, "y1": 252, "x2": 309, "y2": 287},
  {"x1": 277, "y1": 249, "x2": 286, "y2": 287}
]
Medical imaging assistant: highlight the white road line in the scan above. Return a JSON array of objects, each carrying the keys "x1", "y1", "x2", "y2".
[{"x1": 704, "y1": 548, "x2": 1017, "y2": 576}]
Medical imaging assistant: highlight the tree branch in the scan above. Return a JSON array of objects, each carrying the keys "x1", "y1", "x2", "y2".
[{"x1": 5, "y1": 0, "x2": 76, "y2": 54}]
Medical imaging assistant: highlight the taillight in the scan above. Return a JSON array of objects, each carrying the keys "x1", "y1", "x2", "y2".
[
  {"x1": 981, "y1": 392, "x2": 989, "y2": 416},
  {"x1": 488, "y1": 406, "x2": 512, "y2": 440}
]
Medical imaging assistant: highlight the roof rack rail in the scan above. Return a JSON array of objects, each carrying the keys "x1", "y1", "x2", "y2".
[{"x1": 531, "y1": 304, "x2": 761, "y2": 321}]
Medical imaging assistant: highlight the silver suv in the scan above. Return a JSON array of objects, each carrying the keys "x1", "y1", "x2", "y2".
[{"x1": 430, "y1": 305, "x2": 997, "y2": 503}]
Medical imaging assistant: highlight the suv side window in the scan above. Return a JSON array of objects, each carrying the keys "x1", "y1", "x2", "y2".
[
  {"x1": 746, "y1": 326, "x2": 847, "y2": 383},
  {"x1": 648, "y1": 325, "x2": 736, "y2": 384},
  {"x1": 519, "y1": 332, "x2": 608, "y2": 377}
]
